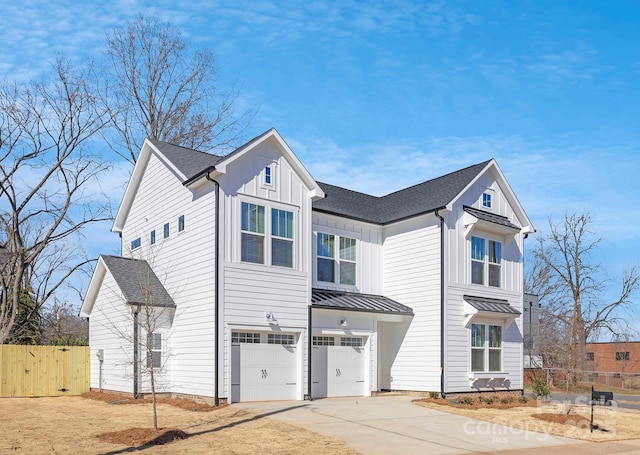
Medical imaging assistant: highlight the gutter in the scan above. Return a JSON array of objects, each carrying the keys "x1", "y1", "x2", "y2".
[
  {"x1": 206, "y1": 171, "x2": 221, "y2": 406},
  {"x1": 132, "y1": 304, "x2": 140, "y2": 399},
  {"x1": 307, "y1": 305, "x2": 313, "y2": 400},
  {"x1": 434, "y1": 208, "x2": 446, "y2": 398}
]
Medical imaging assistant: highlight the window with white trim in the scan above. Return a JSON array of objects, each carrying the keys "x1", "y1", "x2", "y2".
[
  {"x1": 241, "y1": 202, "x2": 265, "y2": 264},
  {"x1": 482, "y1": 192, "x2": 492, "y2": 208},
  {"x1": 341, "y1": 337, "x2": 363, "y2": 347},
  {"x1": 178, "y1": 215, "x2": 185, "y2": 232},
  {"x1": 232, "y1": 332, "x2": 261, "y2": 343},
  {"x1": 147, "y1": 332, "x2": 162, "y2": 369},
  {"x1": 264, "y1": 165, "x2": 273, "y2": 186},
  {"x1": 163, "y1": 222, "x2": 170, "y2": 239},
  {"x1": 312, "y1": 336, "x2": 335, "y2": 346},
  {"x1": 271, "y1": 208, "x2": 293, "y2": 268},
  {"x1": 131, "y1": 237, "x2": 141, "y2": 250},
  {"x1": 241, "y1": 202, "x2": 295, "y2": 268},
  {"x1": 471, "y1": 324, "x2": 502, "y2": 372},
  {"x1": 268, "y1": 333, "x2": 294, "y2": 344},
  {"x1": 317, "y1": 233, "x2": 357, "y2": 285},
  {"x1": 471, "y1": 236, "x2": 501, "y2": 287},
  {"x1": 150, "y1": 230, "x2": 156, "y2": 245}
]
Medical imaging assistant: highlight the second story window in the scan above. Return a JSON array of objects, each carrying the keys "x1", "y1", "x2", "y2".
[
  {"x1": 163, "y1": 223, "x2": 170, "y2": 239},
  {"x1": 241, "y1": 202, "x2": 265, "y2": 264},
  {"x1": 317, "y1": 232, "x2": 357, "y2": 285},
  {"x1": 150, "y1": 230, "x2": 156, "y2": 245},
  {"x1": 178, "y1": 215, "x2": 185, "y2": 232},
  {"x1": 131, "y1": 237, "x2": 141, "y2": 250},
  {"x1": 317, "y1": 233, "x2": 335, "y2": 282},
  {"x1": 471, "y1": 236, "x2": 501, "y2": 287},
  {"x1": 271, "y1": 208, "x2": 293, "y2": 268}
]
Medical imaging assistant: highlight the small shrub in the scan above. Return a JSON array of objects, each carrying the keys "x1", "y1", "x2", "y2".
[
  {"x1": 531, "y1": 378, "x2": 552, "y2": 399},
  {"x1": 462, "y1": 396, "x2": 474, "y2": 405},
  {"x1": 429, "y1": 391, "x2": 440, "y2": 399},
  {"x1": 501, "y1": 397, "x2": 513, "y2": 404},
  {"x1": 519, "y1": 396, "x2": 529, "y2": 404},
  {"x1": 483, "y1": 397, "x2": 494, "y2": 405}
]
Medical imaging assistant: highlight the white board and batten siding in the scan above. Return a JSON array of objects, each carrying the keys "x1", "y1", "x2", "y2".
[
  {"x1": 446, "y1": 171, "x2": 525, "y2": 291},
  {"x1": 381, "y1": 215, "x2": 441, "y2": 392},
  {"x1": 218, "y1": 138, "x2": 317, "y2": 402},
  {"x1": 443, "y1": 173, "x2": 525, "y2": 393},
  {"x1": 120, "y1": 151, "x2": 218, "y2": 397},
  {"x1": 312, "y1": 212, "x2": 383, "y2": 295}
]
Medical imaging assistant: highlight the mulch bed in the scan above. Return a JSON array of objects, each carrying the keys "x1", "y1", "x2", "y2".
[
  {"x1": 81, "y1": 390, "x2": 226, "y2": 412},
  {"x1": 82, "y1": 391, "x2": 226, "y2": 447},
  {"x1": 414, "y1": 396, "x2": 538, "y2": 410}
]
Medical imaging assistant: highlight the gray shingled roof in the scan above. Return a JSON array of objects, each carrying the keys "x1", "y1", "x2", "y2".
[
  {"x1": 311, "y1": 289, "x2": 413, "y2": 315},
  {"x1": 101, "y1": 255, "x2": 175, "y2": 308},
  {"x1": 313, "y1": 160, "x2": 491, "y2": 224},
  {"x1": 463, "y1": 206, "x2": 520, "y2": 230},
  {"x1": 148, "y1": 139, "x2": 223, "y2": 181},
  {"x1": 463, "y1": 295, "x2": 520, "y2": 315},
  {"x1": 149, "y1": 135, "x2": 493, "y2": 226}
]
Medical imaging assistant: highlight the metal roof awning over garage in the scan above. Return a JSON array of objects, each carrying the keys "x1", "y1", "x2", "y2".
[
  {"x1": 463, "y1": 295, "x2": 521, "y2": 328},
  {"x1": 311, "y1": 289, "x2": 414, "y2": 316}
]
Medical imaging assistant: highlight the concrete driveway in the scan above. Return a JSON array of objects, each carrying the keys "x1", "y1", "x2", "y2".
[{"x1": 233, "y1": 395, "x2": 579, "y2": 454}]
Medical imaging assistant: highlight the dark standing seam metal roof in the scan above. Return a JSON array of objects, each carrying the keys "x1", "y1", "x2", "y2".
[
  {"x1": 101, "y1": 255, "x2": 176, "y2": 308},
  {"x1": 463, "y1": 206, "x2": 520, "y2": 230},
  {"x1": 313, "y1": 160, "x2": 492, "y2": 224},
  {"x1": 311, "y1": 289, "x2": 413, "y2": 315},
  {"x1": 148, "y1": 139, "x2": 224, "y2": 181},
  {"x1": 463, "y1": 295, "x2": 521, "y2": 315}
]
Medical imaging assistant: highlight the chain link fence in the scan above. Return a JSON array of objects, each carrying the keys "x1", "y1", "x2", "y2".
[{"x1": 526, "y1": 367, "x2": 640, "y2": 391}]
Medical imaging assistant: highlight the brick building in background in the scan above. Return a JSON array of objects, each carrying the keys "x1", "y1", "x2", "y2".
[{"x1": 585, "y1": 341, "x2": 640, "y2": 389}]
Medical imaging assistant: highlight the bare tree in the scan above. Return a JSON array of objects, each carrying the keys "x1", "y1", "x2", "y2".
[
  {"x1": 527, "y1": 212, "x2": 639, "y2": 383},
  {"x1": 94, "y1": 254, "x2": 175, "y2": 430},
  {"x1": 101, "y1": 13, "x2": 254, "y2": 164},
  {"x1": 0, "y1": 57, "x2": 111, "y2": 344}
]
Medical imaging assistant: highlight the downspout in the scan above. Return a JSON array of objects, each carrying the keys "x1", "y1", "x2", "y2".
[
  {"x1": 206, "y1": 171, "x2": 221, "y2": 406},
  {"x1": 307, "y1": 305, "x2": 313, "y2": 400},
  {"x1": 435, "y1": 209, "x2": 445, "y2": 398},
  {"x1": 132, "y1": 304, "x2": 140, "y2": 399}
]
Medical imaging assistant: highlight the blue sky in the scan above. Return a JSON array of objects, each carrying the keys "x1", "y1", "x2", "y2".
[{"x1": 2, "y1": 1, "x2": 639, "y2": 314}]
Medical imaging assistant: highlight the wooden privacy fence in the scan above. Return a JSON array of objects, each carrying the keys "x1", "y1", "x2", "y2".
[{"x1": 0, "y1": 345, "x2": 89, "y2": 397}]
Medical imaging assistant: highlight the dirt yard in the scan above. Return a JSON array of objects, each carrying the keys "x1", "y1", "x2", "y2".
[
  {"x1": 0, "y1": 395, "x2": 360, "y2": 454},
  {"x1": 414, "y1": 397, "x2": 640, "y2": 442}
]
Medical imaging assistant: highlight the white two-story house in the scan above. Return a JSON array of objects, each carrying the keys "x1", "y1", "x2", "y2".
[{"x1": 81, "y1": 128, "x2": 534, "y2": 403}]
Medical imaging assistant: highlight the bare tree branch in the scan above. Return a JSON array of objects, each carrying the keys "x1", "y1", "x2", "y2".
[
  {"x1": 0, "y1": 56, "x2": 111, "y2": 344},
  {"x1": 100, "y1": 13, "x2": 256, "y2": 164},
  {"x1": 525, "y1": 212, "x2": 640, "y2": 383}
]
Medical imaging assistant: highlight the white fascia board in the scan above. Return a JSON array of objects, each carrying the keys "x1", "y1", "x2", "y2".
[
  {"x1": 112, "y1": 139, "x2": 189, "y2": 233},
  {"x1": 214, "y1": 129, "x2": 325, "y2": 200},
  {"x1": 80, "y1": 256, "x2": 107, "y2": 317},
  {"x1": 449, "y1": 159, "x2": 534, "y2": 233}
]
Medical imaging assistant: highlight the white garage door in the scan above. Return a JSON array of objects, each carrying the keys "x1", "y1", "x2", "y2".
[
  {"x1": 231, "y1": 332, "x2": 298, "y2": 402},
  {"x1": 312, "y1": 336, "x2": 366, "y2": 398}
]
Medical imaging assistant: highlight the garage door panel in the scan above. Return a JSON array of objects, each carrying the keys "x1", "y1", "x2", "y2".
[
  {"x1": 327, "y1": 346, "x2": 364, "y2": 397},
  {"x1": 311, "y1": 346, "x2": 328, "y2": 397},
  {"x1": 313, "y1": 337, "x2": 365, "y2": 398},
  {"x1": 231, "y1": 333, "x2": 298, "y2": 402}
]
